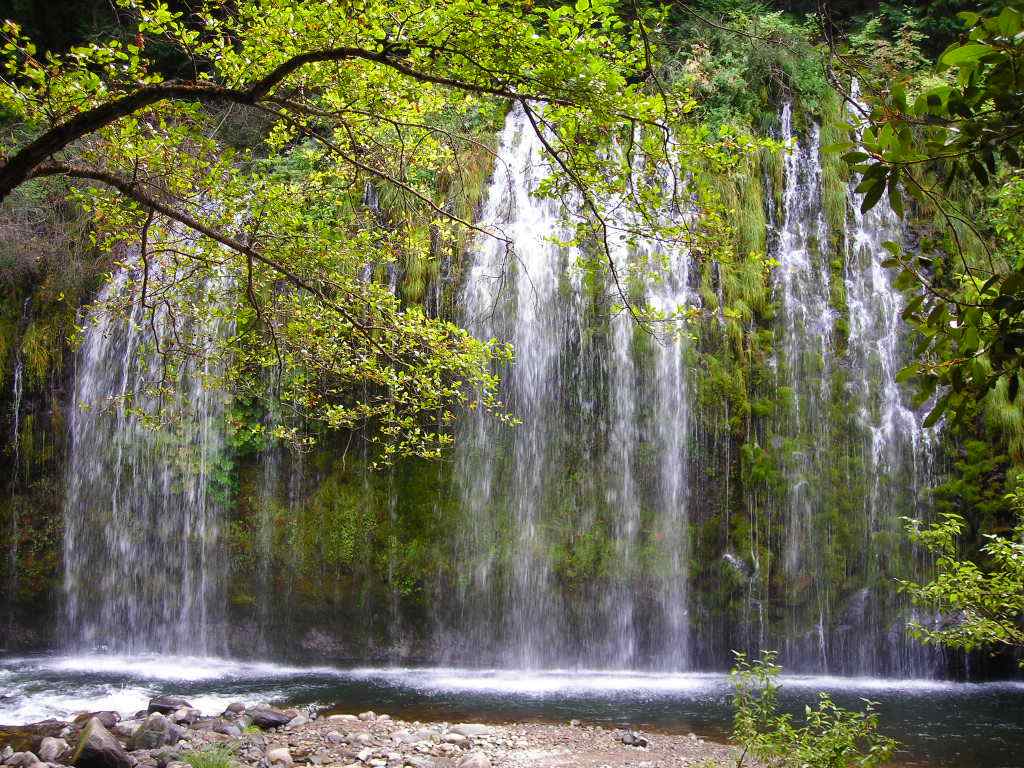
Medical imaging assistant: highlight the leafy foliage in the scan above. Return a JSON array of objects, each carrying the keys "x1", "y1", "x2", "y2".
[
  {"x1": 0, "y1": 0, "x2": 756, "y2": 459},
  {"x1": 835, "y1": 6, "x2": 1024, "y2": 430},
  {"x1": 901, "y1": 488, "x2": 1024, "y2": 659},
  {"x1": 731, "y1": 651, "x2": 897, "y2": 768}
]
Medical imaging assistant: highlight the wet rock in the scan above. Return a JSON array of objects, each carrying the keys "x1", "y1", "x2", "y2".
[
  {"x1": 450, "y1": 725, "x2": 492, "y2": 739},
  {"x1": 130, "y1": 714, "x2": 184, "y2": 750},
  {"x1": 147, "y1": 698, "x2": 191, "y2": 717},
  {"x1": 620, "y1": 731, "x2": 649, "y2": 748},
  {"x1": 266, "y1": 748, "x2": 292, "y2": 767},
  {"x1": 72, "y1": 718, "x2": 132, "y2": 768},
  {"x1": 455, "y1": 751, "x2": 489, "y2": 768},
  {"x1": 249, "y1": 708, "x2": 291, "y2": 730},
  {"x1": 38, "y1": 739, "x2": 69, "y2": 763}
]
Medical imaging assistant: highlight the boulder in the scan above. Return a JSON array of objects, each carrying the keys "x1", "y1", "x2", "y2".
[
  {"x1": 71, "y1": 718, "x2": 132, "y2": 768},
  {"x1": 147, "y1": 698, "x2": 191, "y2": 716},
  {"x1": 222, "y1": 704, "x2": 245, "y2": 717},
  {"x1": 620, "y1": 731, "x2": 649, "y2": 748},
  {"x1": 356, "y1": 713, "x2": 375, "y2": 723},
  {"x1": 248, "y1": 708, "x2": 291, "y2": 730},
  {"x1": 71, "y1": 715, "x2": 119, "y2": 732},
  {"x1": 168, "y1": 710, "x2": 199, "y2": 727},
  {"x1": 266, "y1": 749, "x2": 292, "y2": 767},
  {"x1": 129, "y1": 714, "x2": 184, "y2": 751},
  {"x1": 455, "y1": 752, "x2": 490, "y2": 768},
  {"x1": 38, "y1": 739, "x2": 69, "y2": 763},
  {"x1": 5, "y1": 751, "x2": 43, "y2": 768}
]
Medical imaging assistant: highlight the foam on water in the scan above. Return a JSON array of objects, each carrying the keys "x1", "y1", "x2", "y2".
[{"x1": 5, "y1": 655, "x2": 1024, "y2": 727}]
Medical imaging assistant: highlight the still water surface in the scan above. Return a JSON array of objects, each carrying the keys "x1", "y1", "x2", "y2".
[{"x1": 2, "y1": 655, "x2": 1022, "y2": 768}]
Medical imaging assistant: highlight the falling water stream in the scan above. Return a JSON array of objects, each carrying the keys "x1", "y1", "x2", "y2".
[
  {"x1": 51, "y1": 104, "x2": 940, "y2": 673},
  {"x1": 62, "y1": 256, "x2": 231, "y2": 655}
]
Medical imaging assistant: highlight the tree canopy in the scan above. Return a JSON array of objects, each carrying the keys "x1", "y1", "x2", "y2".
[{"x1": 0, "y1": 0, "x2": 748, "y2": 459}]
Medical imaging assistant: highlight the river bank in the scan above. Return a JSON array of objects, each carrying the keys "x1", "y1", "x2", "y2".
[{"x1": 1, "y1": 699, "x2": 740, "y2": 768}]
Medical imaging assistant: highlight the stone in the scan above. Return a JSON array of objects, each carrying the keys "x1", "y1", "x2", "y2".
[
  {"x1": 448, "y1": 726, "x2": 491, "y2": 739},
  {"x1": 439, "y1": 735, "x2": 466, "y2": 747},
  {"x1": 569, "y1": 720, "x2": 581, "y2": 728},
  {"x1": 356, "y1": 749, "x2": 373, "y2": 763},
  {"x1": 72, "y1": 714, "x2": 119, "y2": 731},
  {"x1": 403, "y1": 759, "x2": 434, "y2": 768},
  {"x1": 71, "y1": 718, "x2": 132, "y2": 768},
  {"x1": 266, "y1": 749, "x2": 292, "y2": 767},
  {"x1": 455, "y1": 752, "x2": 489, "y2": 768},
  {"x1": 249, "y1": 708, "x2": 291, "y2": 730},
  {"x1": 620, "y1": 731, "x2": 648, "y2": 748},
  {"x1": 327, "y1": 715, "x2": 359, "y2": 724},
  {"x1": 38, "y1": 740, "x2": 69, "y2": 764},
  {"x1": 5, "y1": 752, "x2": 43, "y2": 768},
  {"x1": 222, "y1": 704, "x2": 245, "y2": 716},
  {"x1": 352, "y1": 735, "x2": 372, "y2": 747},
  {"x1": 130, "y1": 714, "x2": 184, "y2": 750},
  {"x1": 147, "y1": 698, "x2": 191, "y2": 717},
  {"x1": 168, "y1": 710, "x2": 200, "y2": 727},
  {"x1": 110, "y1": 721, "x2": 142, "y2": 740},
  {"x1": 324, "y1": 732, "x2": 345, "y2": 746},
  {"x1": 0, "y1": 749, "x2": 13, "y2": 763},
  {"x1": 285, "y1": 716, "x2": 307, "y2": 729},
  {"x1": 356, "y1": 713, "x2": 375, "y2": 723}
]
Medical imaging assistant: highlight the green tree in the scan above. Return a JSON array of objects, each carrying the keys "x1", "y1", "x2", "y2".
[{"x1": 0, "y1": 0, "x2": 746, "y2": 459}]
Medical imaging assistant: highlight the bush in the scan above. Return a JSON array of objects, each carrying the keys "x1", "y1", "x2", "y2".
[{"x1": 731, "y1": 651, "x2": 897, "y2": 768}]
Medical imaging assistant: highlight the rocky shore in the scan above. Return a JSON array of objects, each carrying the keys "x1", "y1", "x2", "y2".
[{"x1": 1, "y1": 698, "x2": 740, "y2": 768}]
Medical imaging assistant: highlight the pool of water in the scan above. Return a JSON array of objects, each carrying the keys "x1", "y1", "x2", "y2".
[{"x1": 2, "y1": 655, "x2": 1022, "y2": 767}]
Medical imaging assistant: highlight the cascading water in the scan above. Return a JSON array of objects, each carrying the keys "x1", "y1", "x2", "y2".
[
  {"x1": 447, "y1": 107, "x2": 695, "y2": 668},
  {"x1": 63, "y1": 251, "x2": 231, "y2": 655},
  {"x1": 750, "y1": 100, "x2": 939, "y2": 675}
]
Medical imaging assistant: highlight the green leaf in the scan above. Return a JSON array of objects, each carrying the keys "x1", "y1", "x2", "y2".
[
  {"x1": 861, "y1": 178, "x2": 885, "y2": 213},
  {"x1": 940, "y1": 44, "x2": 996, "y2": 66}
]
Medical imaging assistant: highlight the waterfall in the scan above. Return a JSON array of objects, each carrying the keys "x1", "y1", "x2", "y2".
[
  {"x1": 448, "y1": 106, "x2": 694, "y2": 668},
  {"x1": 755, "y1": 100, "x2": 939, "y2": 675},
  {"x1": 63, "y1": 253, "x2": 231, "y2": 655}
]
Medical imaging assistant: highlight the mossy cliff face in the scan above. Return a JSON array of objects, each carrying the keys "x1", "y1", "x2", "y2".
[{"x1": 0, "y1": 90, "x2": 1013, "y2": 674}]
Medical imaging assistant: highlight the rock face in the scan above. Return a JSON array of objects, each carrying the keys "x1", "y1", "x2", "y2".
[
  {"x1": 130, "y1": 713, "x2": 185, "y2": 750},
  {"x1": 147, "y1": 697, "x2": 192, "y2": 716},
  {"x1": 248, "y1": 707, "x2": 291, "y2": 730},
  {"x1": 37, "y1": 737, "x2": 69, "y2": 763},
  {"x1": 71, "y1": 718, "x2": 132, "y2": 768}
]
